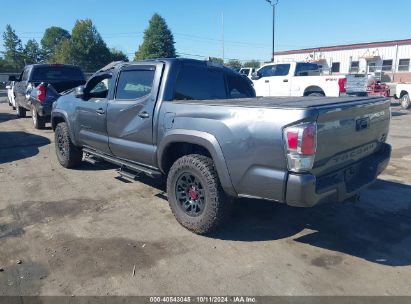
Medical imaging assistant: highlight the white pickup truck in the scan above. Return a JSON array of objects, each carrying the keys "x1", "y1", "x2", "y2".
[
  {"x1": 393, "y1": 83, "x2": 411, "y2": 109},
  {"x1": 252, "y1": 61, "x2": 368, "y2": 97}
]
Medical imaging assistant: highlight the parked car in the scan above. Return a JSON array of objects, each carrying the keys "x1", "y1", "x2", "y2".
[
  {"x1": 239, "y1": 67, "x2": 256, "y2": 79},
  {"x1": 5, "y1": 81, "x2": 16, "y2": 109},
  {"x1": 51, "y1": 58, "x2": 391, "y2": 235},
  {"x1": 392, "y1": 83, "x2": 411, "y2": 109},
  {"x1": 10, "y1": 64, "x2": 86, "y2": 129},
  {"x1": 252, "y1": 61, "x2": 368, "y2": 97}
]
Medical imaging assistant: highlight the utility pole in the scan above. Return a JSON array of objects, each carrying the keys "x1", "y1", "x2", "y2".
[
  {"x1": 266, "y1": 0, "x2": 279, "y2": 62},
  {"x1": 222, "y1": 12, "x2": 225, "y2": 63}
]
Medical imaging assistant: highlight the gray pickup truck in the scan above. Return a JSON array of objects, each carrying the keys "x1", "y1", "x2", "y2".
[{"x1": 51, "y1": 58, "x2": 391, "y2": 234}]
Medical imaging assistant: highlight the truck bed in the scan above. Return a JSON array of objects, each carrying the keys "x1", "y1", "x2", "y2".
[{"x1": 178, "y1": 96, "x2": 388, "y2": 109}]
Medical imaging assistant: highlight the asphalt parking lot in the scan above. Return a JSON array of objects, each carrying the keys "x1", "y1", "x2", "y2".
[{"x1": 0, "y1": 98, "x2": 411, "y2": 296}]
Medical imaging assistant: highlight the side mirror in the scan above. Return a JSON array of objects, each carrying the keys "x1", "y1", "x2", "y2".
[
  {"x1": 5, "y1": 85, "x2": 11, "y2": 89},
  {"x1": 74, "y1": 85, "x2": 85, "y2": 99},
  {"x1": 8, "y1": 75, "x2": 17, "y2": 82},
  {"x1": 251, "y1": 72, "x2": 261, "y2": 80}
]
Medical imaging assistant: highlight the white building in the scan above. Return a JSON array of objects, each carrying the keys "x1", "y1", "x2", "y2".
[{"x1": 274, "y1": 39, "x2": 411, "y2": 83}]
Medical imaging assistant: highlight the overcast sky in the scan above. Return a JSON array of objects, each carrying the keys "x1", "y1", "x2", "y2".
[{"x1": 1, "y1": 0, "x2": 410, "y2": 62}]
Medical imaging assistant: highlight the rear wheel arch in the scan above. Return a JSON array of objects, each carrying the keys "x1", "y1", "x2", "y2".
[
  {"x1": 304, "y1": 86, "x2": 325, "y2": 96},
  {"x1": 158, "y1": 131, "x2": 237, "y2": 197},
  {"x1": 160, "y1": 142, "x2": 211, "y2": 174}
]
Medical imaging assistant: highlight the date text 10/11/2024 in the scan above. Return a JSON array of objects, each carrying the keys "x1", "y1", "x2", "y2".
[{"x1": 149, "y1": 297, "x2": 257, "y2": 303}]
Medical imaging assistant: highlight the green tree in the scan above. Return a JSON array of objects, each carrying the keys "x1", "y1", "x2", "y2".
[
  {"x1": 41, "y1": 27, "x2": 71, "y2": 61},
  {"x1": 2, "y1": 25, "x2": 24, "y2": 70},
  {"x1": 24, "y1": 39, "x2": 42, "y2": 64},
  {"x1": 242, "y1": 60, "x2": 261, "y2": 69},
  {"x1": 134, "y1": 13, "x2": 176, "y2": 60},
  {"x1": 209, "y1": 57, "x2": 224, "y2": 65},
  {"x1": 226, "y1": 59, "x2": 242, "y2": 70},
  {"x1": 50, "y1": 39, "x2": 72, "y2": 64},
  {"x1": 70, "y1": 19, "x2": 112, "y2": 72},
  {"x1": 110, "y1": 48, "x2": 129, "y2": 62}
]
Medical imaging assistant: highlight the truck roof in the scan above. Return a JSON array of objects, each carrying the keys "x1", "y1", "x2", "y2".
[
  {"x1": 96, "y1": 58, "x2": 236, "y2": 74},
  {"x1": 25, "y1": 64, "x2": 82, "y2": 68}
]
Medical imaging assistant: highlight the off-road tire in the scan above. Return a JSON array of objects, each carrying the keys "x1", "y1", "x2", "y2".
[
  {"x1": 401, "y1": 94, "x2": 411, "y2": 110},
  {"x1": 16, "y1": 106, "x2": 26, "y2": 118},
  {"x1": 55, "y1": 122, "x2": 83, "y2": 168},
  {"x1": 167, "y1": 154, "x2": 233, "y2": 235},
  {"x1": 32, "y1": 107, "x2": 46, "y2": 129}
]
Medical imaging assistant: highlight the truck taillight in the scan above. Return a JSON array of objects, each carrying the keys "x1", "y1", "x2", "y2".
[
  {"x1": 338, "y1": 78, "x2": 347, "y2": 93},
  {"x1": 284, "y1": 123, "x2": 317, "y2": 172},
  {"x1": 37, "y1": 84, "x2": 46, "y2": 103}
]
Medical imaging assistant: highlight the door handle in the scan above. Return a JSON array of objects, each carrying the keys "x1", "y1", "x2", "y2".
[
  {"x1": 138, "y1": 111, "x2": 150, "y2": 119},
  {"x1": 265, "y1": 80, "x2": 270, "y2": 83},
  {"x1": 283, "y1": 79, "x2": 289, "y2": 82},
  {"x1": 96, "y1": 108, "x2": 105, "y2": 115}
]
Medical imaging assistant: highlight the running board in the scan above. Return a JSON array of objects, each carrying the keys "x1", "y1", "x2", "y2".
[
  {"x1": 117, "y1": 167, "x2": 139, "y2": 181},
  {"x1": 83, "y1": 148, "x2": 162, "y2": 179},
  {"x1": 83, "y1": 154, "x2": 98, "y2": 165}
]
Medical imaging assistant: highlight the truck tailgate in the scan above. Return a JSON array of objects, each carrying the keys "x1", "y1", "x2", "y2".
[
  {"x1": 345, "y1": 74, "x2": 367, "y2": 94},
  {"x1": 313, "y1": 98, "x2": 391, "y2": 176}
]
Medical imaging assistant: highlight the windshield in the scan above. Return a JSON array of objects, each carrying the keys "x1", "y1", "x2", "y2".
[{"x1": 31, "y1": 66, "x2": 85, "y2": 81}]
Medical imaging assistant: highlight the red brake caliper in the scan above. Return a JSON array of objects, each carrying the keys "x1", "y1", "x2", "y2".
[{"x1": 188, "y1": 186, "x2": 198, "y2": 200}]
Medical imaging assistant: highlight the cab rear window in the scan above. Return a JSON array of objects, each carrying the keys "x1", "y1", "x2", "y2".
[
  {"x1": 173, "y1": 66, "x2": 227, "y2": 100},
  {"x1": 31, "y1": 66, "x2": 85, "y2": 81}
]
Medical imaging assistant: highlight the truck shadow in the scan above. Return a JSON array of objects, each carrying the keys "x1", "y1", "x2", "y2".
[
  {"x1": 0, "y1": 132, "x2": 51, "y2": 164},
  {"x1": 120, "y1": 170, "x2": 411, "y2": 266},
  {"x1": 391, "y1": 111, "x2": 408, "y2": 117},
  {"x1": 0, "y1": 112, "x2": 17, "y2": 123},
  {"x1": 212, "y1": 179, "x2": 411, "y2": 267}
]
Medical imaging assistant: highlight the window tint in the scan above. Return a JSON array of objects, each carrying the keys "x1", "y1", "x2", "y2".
[
  {"x1": 258, "y1": 64, "x2": 290, "y2": 77},
  {"x1": 226, "y1": 74, "x2": 255, "y2": 99},
  {"x1": 382, "y1": 60, "x2": 393, "y2": 72},
  {"x1": 116, "y1": 69, "x2": 155, "y2": 100},
  {"x1": 331, "y1": 62, "x2": 340, "y2": 73},
  {"x1": 86, "y1": 74, "x2": 112, "y2": 99},
  {"x1": 295, "y1": 63, "x2": 320, "y2": 76},
  {"x1": 399, "y1": 59, "x2": 410, "y2": 72},
  {"x1": 174, "y1": 66, "x2": 227, "y2": 100},
  {"x1": 258, "y1": 65, "x2": 273, "y2": 77},
  {"x1": 240, "y1": 69, "x2": 250, "y2": 75},
  {"x1": 31, "y1": 66, "x2": 85, "y2": 81},
  {"x1": 90, "y1": 79, "x2": 110, "y2": 94}
]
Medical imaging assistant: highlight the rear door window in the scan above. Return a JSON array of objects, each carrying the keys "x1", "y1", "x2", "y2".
[
  {"x1": 295, "y1": 63, "x2": 320, "y2": 76},
  {"x1": 173, "y1": 66, "x2": 227, "y2": 100},
  {"x1": 116, "y1": 69, "x2": 155, "y2": 100},
  {"x1": 226, "y1": 74, "x2": 256, "y2": 99}
]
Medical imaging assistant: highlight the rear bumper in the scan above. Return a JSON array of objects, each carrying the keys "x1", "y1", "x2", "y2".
[{"x1": 285, "y1": 143, "x2": 391, "y2": 207}]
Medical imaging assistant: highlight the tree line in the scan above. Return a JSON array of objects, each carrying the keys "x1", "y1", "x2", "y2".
[{"x1": 0, "y1": 13, "x2": 261, "y2": 74}]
